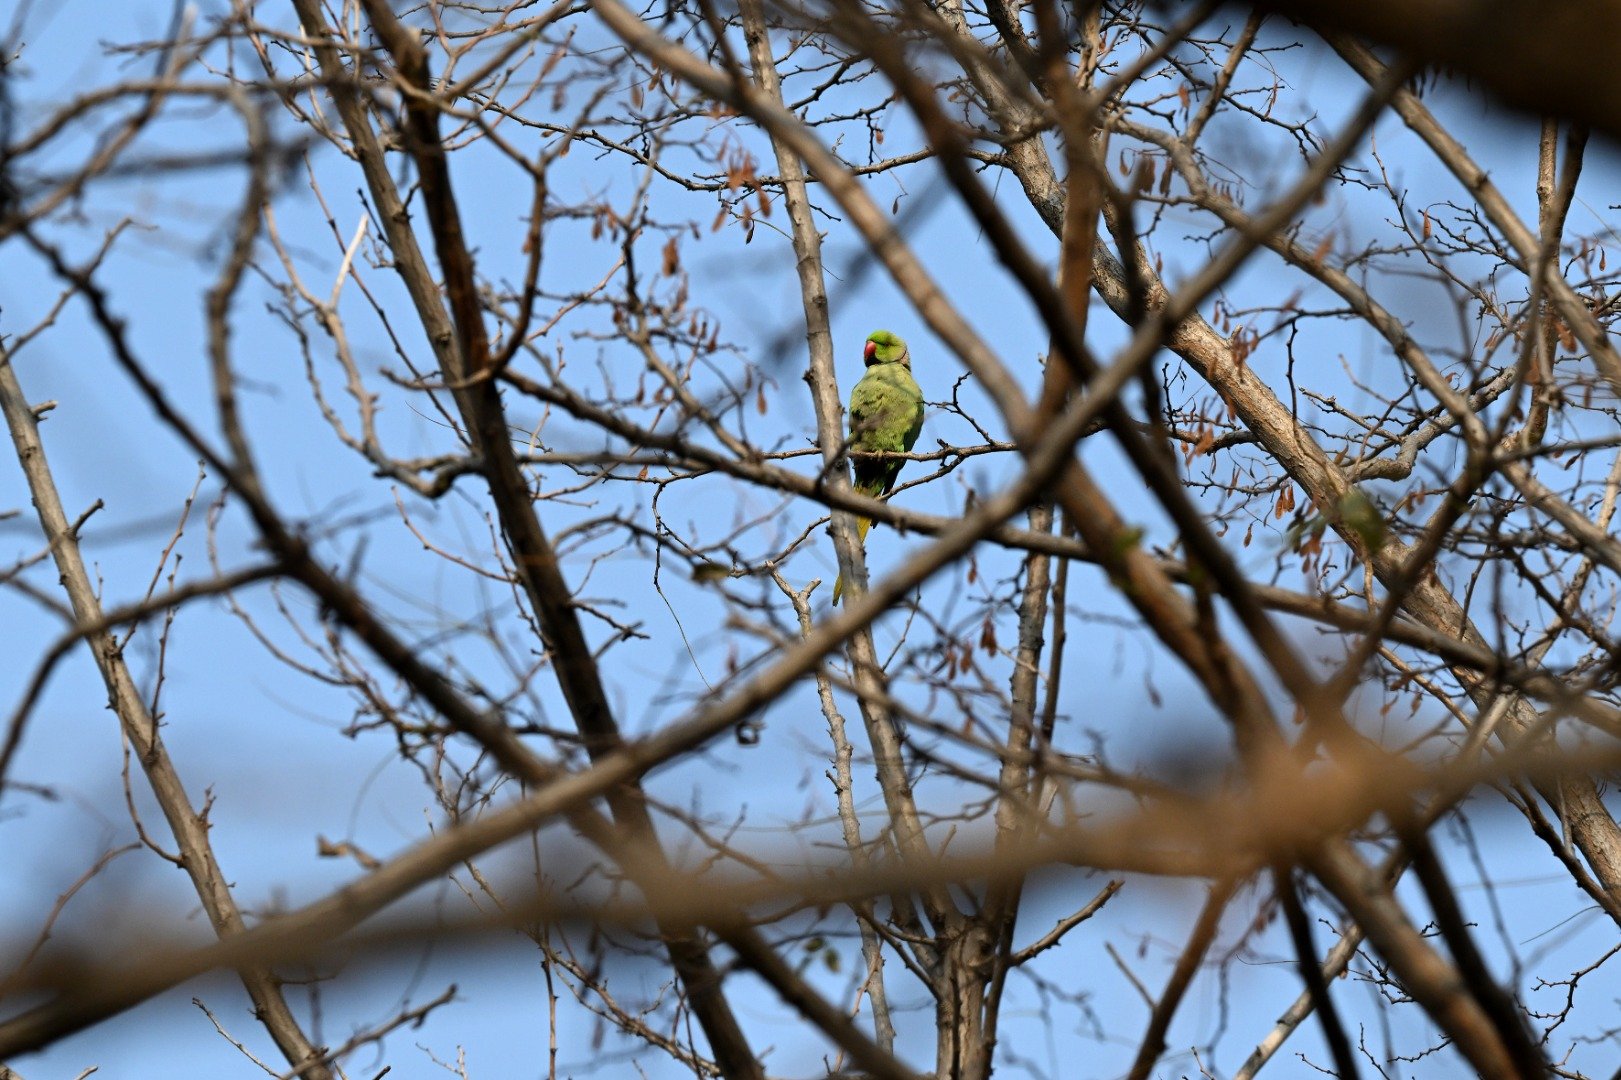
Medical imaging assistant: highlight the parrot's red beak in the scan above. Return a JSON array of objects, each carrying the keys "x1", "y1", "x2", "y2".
[{"x1": 863, "y1": 340, "x2": 877, "y2": 364}]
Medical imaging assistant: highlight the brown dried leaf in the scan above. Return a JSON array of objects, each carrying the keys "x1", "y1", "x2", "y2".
[{"x1": 1556, "y1": 318, "x2": 1577, "y2": 353}]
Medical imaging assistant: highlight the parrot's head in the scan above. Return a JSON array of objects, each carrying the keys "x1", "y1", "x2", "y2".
[{"x1": 863, "y1": 329, "x2": 910, "y2": 368}]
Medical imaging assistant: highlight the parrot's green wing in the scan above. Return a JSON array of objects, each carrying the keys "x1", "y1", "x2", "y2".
[{"x1": 848, "y1": 363, "x2": 925, "y2": 505}]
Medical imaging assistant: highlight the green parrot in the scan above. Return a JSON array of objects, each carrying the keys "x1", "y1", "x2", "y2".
[{"x1": 832, "y1": 329, "x2": 924, "y2": 605}]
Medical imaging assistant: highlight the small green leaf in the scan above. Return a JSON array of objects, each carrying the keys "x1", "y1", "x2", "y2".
[
  {"x1": 1337, "y1": 488, "x2": 1387, "y2": 550},
  {"x1": 1110, "y1": 526, "x2": 1145, "y2": 560}
]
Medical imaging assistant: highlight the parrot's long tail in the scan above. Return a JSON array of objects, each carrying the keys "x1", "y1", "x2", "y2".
[{"x1": 830, "y1": 516, "x2": 875, "y2": 605}]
